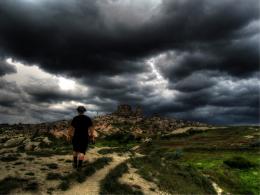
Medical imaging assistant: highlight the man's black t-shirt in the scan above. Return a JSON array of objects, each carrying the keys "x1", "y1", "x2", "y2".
[{"x1": 71, "y1": 115, "x2": 93, "y2": 138}]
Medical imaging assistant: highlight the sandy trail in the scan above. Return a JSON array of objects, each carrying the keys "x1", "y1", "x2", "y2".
[
  {"x1": 170, "y1": 126, "x2": 223, "y2": 135},
  {"x1": 57, "y1": 148, "x2": 129, "y2": 195}
]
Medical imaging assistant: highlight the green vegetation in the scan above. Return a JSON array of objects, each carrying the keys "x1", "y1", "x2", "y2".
[
  {"x1": 224, "y1": 156, "x2": 256, "y2": 169},
  {"x1": 26, "y1": 144, "x2": 71, "y2": 156},
  {"x1": 23, "y1": 180, "x2": 39, "y2": 191},
  {"x1": 0, "y1": 154, "x2": 18, "y2": 162},
  {"x1": 46, "y1": 173, "x2": 63, "y2": 180},
  {"x1": 182, "y1": 151, "x2": 260, "y2": 194},
  {"x1": 130, "y1": 154, "x2": 215, "y2": 194},
  {"x1": 13, "y1": 161, "x2": 24, "y2": 165},
  {"x1": 101, "y1": 130, "x2": 141, "y2": 144},
  {"x1": 26, "y1": 150, "x2": 53, "y2": 157},
  {"x1": 95, "y1": 131, "x2": 140, "y2": 156},
  {"x1": 25, "y1": 172, "x2": 35, "y2": 176},
  {"x1": 58, "y1": 157, "x2": 112, "y2": 191},
  {"x1": 0, "y1": 177, "x2": 38, "y2": 194},
  {"x1": 0, "y1": 177, "x2": 27, "y2": 194},
  {"x1": 98, "y1": 146, "x2": 133, "y2": 155},
  {"x1": 46, "y1": 163, "x2": 58, "y2": 169},
  {"x1": 47, "y1": 187, "x2": 55, "y2": 194},
  {"x1": 100, "y1": 162, "x2": 143, "y2": 195},
  {"x1": 134, "y1": 126, "x2": 260, "y2": 194}
]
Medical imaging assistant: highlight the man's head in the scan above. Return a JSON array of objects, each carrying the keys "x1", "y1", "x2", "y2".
[{"x1": 77, "y1": 106, "x2": 86, "y2": 114}]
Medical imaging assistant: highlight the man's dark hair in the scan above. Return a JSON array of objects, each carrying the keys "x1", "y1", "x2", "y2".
[{"x1": 77, "y1": 106, "x2": 86, "y2": 113}]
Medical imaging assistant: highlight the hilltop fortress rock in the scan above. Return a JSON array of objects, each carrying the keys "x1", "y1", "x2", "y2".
[{"x1": 113, "y1": 104, "x2": 143, "y2": 117}]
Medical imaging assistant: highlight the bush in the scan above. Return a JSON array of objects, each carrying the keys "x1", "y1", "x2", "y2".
[
  {"x1": 25, "y1": 172, "x2": 35, "y2": 176},
  {"x1": 224, "y1": 156, "x2": 256, "y2": 169},
  {"x1": 105, "y1": 131, "x2": 136, "y2": 144},
  {"x1": 0, "y1": 155, "x2": 18, "y2": 162},
  {"x1": 250, "y1": 140, "x2": 260, "y2": 147},
  {"x1": 46, "y1": 163, "x2": 58, "y2": 169},
  {"x1": 46, "y1": 173, "x2": 62, "y2": 180},
  {"x1": 164, "y1": 149, "x2": 183, "y2": 160},
  {"x1": 0, "y1": 177, "x2": 28, "y2": 194},
  {"x1": 23, "y1": 181, "x2": 38, "y2": 191},
  {"x1": 100, "y1": 162, "x2": 143, "y2": 195}
]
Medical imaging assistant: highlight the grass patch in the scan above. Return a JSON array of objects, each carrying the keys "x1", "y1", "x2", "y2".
[
  {"x1": 46, "y1": 173, "x2": 63, "y2": 180},
  {"x1": 26, "y1": 150, "x2": 53, "y2": 157},
  {"x1": 13, "y1": 161, "x2": 24, "y2": 165},
  {"x1": 171, "y1": 150, "x2": 260, "y2": 194},
  {"x1": 0, "y1": 155, "x2": 18, "y2": 162},
  {"x1": 26, "y1": 146, "x2": 71, "y2": 156},
  {"x1": 98, "y1": 147, "x2": 132, "y2": 155},
  {"x1": 46, "y1": 163, "x2": 58, "y2": 169},
  {"x1": 100, "y1": 162, "x2": 143, "y2": 195},
  {"x1": 0, "y1": 177, "x2": 38, "y2": 194},
  {"x1": 0, "y1": 177, "x2": 27, "y2": 194},
  {"x1": 25, "y1": 172, "x2": 35, "y2": 176},
  {"x1": 23, "y1": 180, "x2": 39, "y2": 191},
  {"x1": 224, "y1": 156, "x2": 256, "y2": 169},
  {"x1": 130, "y1": 155, "x2": 215, "y2": 194},
  {"x1": 26, "y1": 157, "x2": 35, "y2": 161},
  {"x1": 47, "y1": 187, "x2": 55, "y2": 194},
  {"x1": 58, "y1": 157, "x2": 112, "y2": 191},
  {"x1": 95, "y1": 138, "x2": 139, "y2": 148}
]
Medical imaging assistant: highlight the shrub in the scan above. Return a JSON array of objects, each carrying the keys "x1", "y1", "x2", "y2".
[
  {"x1": 250, "y1": 140, "x2": 260, "y2": 147},
  {"x1": 100, "y1": 162, "x2": 143, "y2": 195},
  {"x1": 46, "y1": 173, "x2": 62, "y2": 180},
  {"x1": 224, "y1": 156, "x2": 256, "y2": 169},
  {"x1": 25, "y1": 172, "x2": 35, "y2": 176},
  {"x1": 164, "y1": 149, "x2": 183, "y2": 160},
  {"x1": 46, "y1": 163, "x2": 58, "y2": 169},
  {"x1": 23, "y1": 181, "x2": 38, "y2": 191},
  {"x1": 105, "y1": 131, "x2": 136, "y2": 144},
  {"x1": 0, "y1": 155, "x2": 18, "y2": 162}
]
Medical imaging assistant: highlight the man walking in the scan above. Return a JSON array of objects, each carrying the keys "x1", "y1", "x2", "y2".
[{"x1": 68, "y1": 106, "x2": 93, "y2": 169}]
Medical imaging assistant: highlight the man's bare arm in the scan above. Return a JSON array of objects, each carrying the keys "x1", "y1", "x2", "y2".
[{"x1": 67, "y1": 126, "x2": 74, "y2": 142}]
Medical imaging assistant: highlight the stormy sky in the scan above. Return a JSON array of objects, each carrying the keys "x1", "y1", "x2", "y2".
[{"x1": 0, "y1": 0, "x2": 259, "y2": 124}]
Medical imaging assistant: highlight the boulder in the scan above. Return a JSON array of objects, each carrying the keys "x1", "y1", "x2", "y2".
[
  {"x1": 4, "y1": 137, "x2": 26, "y2": 147},
  {"x1": 42, "y1": 137, "x2": 52, "y2": 145},
  {"x1": 0, "y1": 136, "x2": 8, "y2": 144},
  {"x1": 24, "y1": 141, "x2": 40, "y2": 151},
  {"x1": 142, "y1": 137, "x2": 152, "y2": 143}
]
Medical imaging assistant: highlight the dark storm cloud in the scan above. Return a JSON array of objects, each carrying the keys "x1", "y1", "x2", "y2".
[
  {"x1": 0, "y1": 0, "x2": 258, "y2": 78},
  {"x1": 147, "y1": 73, "x2": 260, "y2": 124},
  {"x1": 23, "y1": 84, "x2": 83, "y2": 103},
  {"x1": 0, "y1": 79, "x2": 21, "y2": 107},
  {"x1": 0, "y1": 0, "x2": 259, "y2": 124},
  {"x1": 0, "y1": 59, "x2": 16, "y2": 76}
]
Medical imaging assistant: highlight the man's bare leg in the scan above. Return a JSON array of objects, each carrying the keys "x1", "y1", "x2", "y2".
[
  {"x1": 78, "y1": 153, "x2": 84, "y2": 168},
  {"x1": 73, "y1": 151, "x2": 78, "y2": 168}
]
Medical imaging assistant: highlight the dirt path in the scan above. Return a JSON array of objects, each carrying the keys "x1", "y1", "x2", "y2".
[
  {"x1": 57, "y1": 148, "x2": 129, "y2": 195},
  {"x1": 56, "y1": 147, "x2": 165, "y2": 195},
  {"x1": 170, "y1": 126, "x2": 223, "y2": 135}
]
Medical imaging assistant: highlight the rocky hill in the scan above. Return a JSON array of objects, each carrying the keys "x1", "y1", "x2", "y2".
[{"x1": 0, "y1": 104, "x2": 209, "y2": 140}]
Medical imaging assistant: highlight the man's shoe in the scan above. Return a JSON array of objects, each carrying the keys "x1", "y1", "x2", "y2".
[{"x1": 73, "y1": 157, "x2": 77, "y2": 168}]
